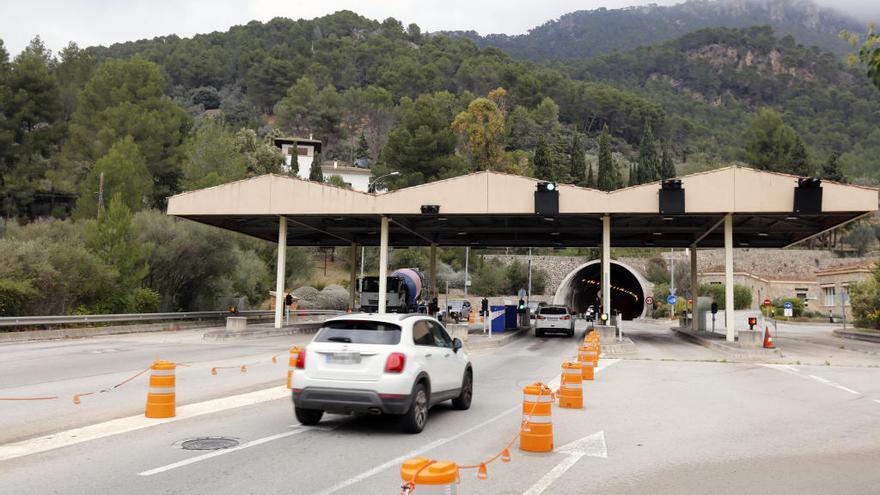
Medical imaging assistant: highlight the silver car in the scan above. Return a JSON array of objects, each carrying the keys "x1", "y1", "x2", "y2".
[{"x1": 535, "y1": 305, "x2": 575, "y2": 338}]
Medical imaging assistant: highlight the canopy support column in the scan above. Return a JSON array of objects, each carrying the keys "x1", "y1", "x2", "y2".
[
  {"x1": 349, "y1": 242, "x2": 357, "y2": 311},
  {"x1": 274, "y1": 216, "x2": 287, "y2": 329},
  {"x1": 378, "y1": 216, "x2": 389, "y2": 315},
  {"x1": 724, "y1": 214, "x2": 735, "y2": 342},
  {"x1": 430, "y1": 243, "x2": 438, "y2": 301},
  {"x1": 690, "y1": 245, "x2": 698, "y2": 330},
  {"x1": 602, "y1": 215, "x2": 611, "y2": 320}
]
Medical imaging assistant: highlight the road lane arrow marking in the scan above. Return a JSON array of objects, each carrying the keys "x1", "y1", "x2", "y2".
[{"x1": 522, "y1": 431, "x2": 607, "y2": 495}]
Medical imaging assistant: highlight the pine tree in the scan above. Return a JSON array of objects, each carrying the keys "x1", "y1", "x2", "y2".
[
  {"x1": 628, "y1": 163, "x2": 637, "y2": 186},
  {"x1": 637, "y1": 121, "x2": 660, "y2": 183},
  {"x1": 659, "y1": 142, "x2": 676, "y2": 179},
  {"x1": 569, "y1": 133, "x2": 587, "y2": 186},
  {"x1": 533, "y1": 135, "x2": 553, "y2": 180},
  {"x1": 596, "y1": 124, "x2": 617, "y2": 192},
  {"x1": 356, "y1": 133, "x2": 370, "y2": 160},
  {"x1": 586, "y1": 162, "x2": 594, "y2": 189},
  {"x1": 552, "y1": 134, "x2": 570, "y2": 182},
  {"x1": 789, "y1": 136, "x2": 810, "y2": 176},
  {"x1": 309, "y1": 151, "x2": 323, "y2": 181},
  {"x1": 822, "y1": 152, "x2": 847, "y2": 182}
]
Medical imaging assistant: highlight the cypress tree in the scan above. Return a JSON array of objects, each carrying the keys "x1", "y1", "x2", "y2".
[
  {"x1": 586, "y1": 161, "x2": 594, "y2": 188},
  {"x1": 309, "y1": 151, "x2": 323, "y2": 181},
  {"x1": 596, "y1": 124, "x2": 616, "y2": 191},
  {"x1": 533, "y1": 135, "x2": 553, "y2": 180},
  {"x1": 659, "y1": 142, "x2": 676, "y2": 179},
  {"x1": 356, "y1": 133, "x2": 370, "y2": 160},
  {"x1": 637, "y1": 122, "x2": 659, "y2": 183},
  {"x1": 628, "y1": 163, "x2": 637, "y2": 186},
  {"x1": 789, "y1": 136, "x2": 810, "y2": 176},
  {"x1": 570, "y1": 133, "x2": 587, "y2": 186},
  {"x1": 822, "y1": 152, "x2": 846, "y2": 182}
]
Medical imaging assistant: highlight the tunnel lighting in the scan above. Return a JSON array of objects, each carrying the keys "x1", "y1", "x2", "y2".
[
  {"x1": 551, "y1": 232, "x2": 560, "y2": 236},
  {"x1": 758, "y1": 232, "x2": 769, "y2": 237},
  {"x1": 740, "y1": 242, "x2": 750, "y2": 246},
  {"x1": 367, "y1": 231, "x2": 376, "y2": 235},
  {"x1": 437, "y1": 217, "x2": 447, "y2": 221},
  {"x1": 662, "y1": 217, "x2": 674, "y2": 221},
  {"x1": 653, "y1": 232, "x2": 662, "y2": 236},
  {"x1": 333, "y1": 217, "x2": 344, "y2": 221},
  {"x1": 786, "y1": 216, "x2": 799, "y2": 221},
  {"x1": 543, "y1": 217, "x2": 555, "y2": 222},
  {"x1": 645, "y1": 241, "x2": 655, "y2": 246},
  {"x1": 457, "y1": 231, "x2": 467, "y2": 236},
  {"x1": 470, "y1": 241, "x2": 479, "y2": 245}
]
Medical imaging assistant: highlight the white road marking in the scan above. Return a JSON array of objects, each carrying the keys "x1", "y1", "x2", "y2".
[
  {"x1": 138, "y1": 428, "x2": 307, "y2": 476},
  {"x1": 0, "y1": 386, "x2": 290, "y2": 462},
  {"x1": 317, "y1": 358, "x2": 623, "y2": 495},
  {"x1": 760, "y1": 364, "x2": 861, "y2": 396},
  {"x1": 807, "y1": 375, "x2": 861, "y2": 395},
  {"x1": 522, "y1": 431, "x2": 607, "y2": 495}
]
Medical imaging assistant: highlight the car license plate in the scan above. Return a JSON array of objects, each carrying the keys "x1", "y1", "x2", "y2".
[{"x1": 327, "y1": 352, "x2": 361, "y2": 364}]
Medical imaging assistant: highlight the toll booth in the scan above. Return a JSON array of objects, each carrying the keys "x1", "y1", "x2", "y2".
[{"x1": 490, "y1": 305, "x2": 506, "y2": 333}]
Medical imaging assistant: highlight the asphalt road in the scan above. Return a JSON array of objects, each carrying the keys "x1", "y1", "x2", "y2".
[{"x1": 3, "y1": 321, "x2": 880, "y2": 494}]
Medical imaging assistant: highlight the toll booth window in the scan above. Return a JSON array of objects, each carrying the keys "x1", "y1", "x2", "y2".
[
  {"x1": 362, "y1": 279, "x2": 380, "y2": 292},
  {"x1": 314, "y1": 320, "x2": 401, "y2": 345},
  {"x1": 412, "y1": 321, "x2": 436, "y2": 346}
]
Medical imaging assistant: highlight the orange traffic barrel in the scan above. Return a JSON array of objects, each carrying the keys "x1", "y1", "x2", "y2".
[
  {"x1": 400, "y1": 457, "x2": 460, "y2": 494},
  {"x1": 520, "y1": 383, "x2": 554, "y2": 452},
  {"x1": 579, "y1": 344, "x2": 599, "y2": 366},
  {"x1": 579, "y1": 357, "x2": 595, "y2": 381},
  {"x1": 558, "y1": 362, "x2": 583, "y2": 409},
  {"x1": 145, "y1": 360, "x2": 176, "y2": 418},
  {"x1": 286, "y1": 346, "x2": 300, "y2": 389}
]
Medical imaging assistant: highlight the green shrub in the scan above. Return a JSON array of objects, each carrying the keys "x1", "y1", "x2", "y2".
[
  {"x1": 699, "y1": 283, "x2": 752, "y2": 310},
  {"x1": 127, "y1": 288, "x2": 161, "y2": 313},
  {"x1": 0, "y1": 279, "x2": 38, "y2": 316}
]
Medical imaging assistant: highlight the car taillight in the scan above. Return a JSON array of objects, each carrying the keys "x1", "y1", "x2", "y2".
[
  {"x1": 537, "y1": 315, "x2": 545, "y2": 320},
  {"x1": 384, "y1": 352, "x2": 406, "y2": 373},
  {"x1": 561, "y1": 315, "x2": 570, "y2": 320},
  {"x1": 295, "y1": 349, "x2": 306, "y2": 369}
]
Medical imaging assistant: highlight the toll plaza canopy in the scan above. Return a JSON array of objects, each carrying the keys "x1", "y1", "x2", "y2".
[{"x1": 167, "y1": 166, "x2": 876, "y2": 249}]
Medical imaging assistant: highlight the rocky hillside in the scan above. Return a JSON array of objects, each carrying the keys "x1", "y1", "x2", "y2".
[{"x1": 443, "y1": 0, "x2": 863, "y2": 60}]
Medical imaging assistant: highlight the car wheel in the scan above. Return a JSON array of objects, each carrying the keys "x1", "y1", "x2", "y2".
[
  {"x1": 400, "y1": 383, "x2": 429, "y2": 434},
  {"x1": 295, "y1": 406, "x2": 324, "y2": 426},
  {"x1": 451, "y1": 370, "x2": 473, "y2": 410}
]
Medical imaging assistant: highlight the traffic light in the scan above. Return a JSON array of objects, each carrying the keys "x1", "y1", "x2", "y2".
[
  {"x1": 285, "y1": 294, "x2": 293, "y2": 306},
  {"x1": 535, "y1": 182, "x2": 559, "y2": 215},
  {"x1": 481, "y1": 298, "x2": 489, "y2": 314},
  {"x1": 710, "y1": 302, "x2": 718, "y2": 314}
]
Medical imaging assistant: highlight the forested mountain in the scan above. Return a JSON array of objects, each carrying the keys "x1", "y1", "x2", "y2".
[
  {"x1": 445, "y1": 0, "x2": 863, "y2": 60},
  {"x1": 558, "y1": 26, "x2": 880, "y2": 179}
]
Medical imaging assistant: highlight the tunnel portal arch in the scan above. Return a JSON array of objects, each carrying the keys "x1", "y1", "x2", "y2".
[{"x1": 553, "y1": 260, "x2": 651, "y2": 320}]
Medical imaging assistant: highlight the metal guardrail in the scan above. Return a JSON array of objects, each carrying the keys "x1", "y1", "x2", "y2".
[{"x1": 0, "y1": 309, "x2": 346, "y2": 328}]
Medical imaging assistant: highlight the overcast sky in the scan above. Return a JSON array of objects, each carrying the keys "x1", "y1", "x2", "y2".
[{"x1": 1, "y1": 0, "x2": 877, "y2": 56}]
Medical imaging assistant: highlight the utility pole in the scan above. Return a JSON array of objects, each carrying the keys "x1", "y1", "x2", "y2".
[
  {"x1": 669, "y1": 248, "x2": 675, "y2": 317},
  {"x1": 97, "y1": 172, "x2": 105, "y2": 220},
  {"x1": 464, "y1": 247, "x2": 470, "y2": 297},
  {"x1": 527, "y1": 248, "x2": 533, "y2": 305}
]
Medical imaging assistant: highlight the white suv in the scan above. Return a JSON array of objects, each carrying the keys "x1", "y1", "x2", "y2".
[
  {"x1": 291, "y1": 313, "x2": 473, "y2": 433},
  {"x1": 535, "y1": 305, "x2": 575, "y2": 338}
]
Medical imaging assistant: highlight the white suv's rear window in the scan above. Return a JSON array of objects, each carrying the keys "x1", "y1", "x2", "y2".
[
  {"x1": 314, "y1": 320, "x2": 402, "y2": 345},
  {"x1": 539, "y1": 307, "x2": 568, "y2": 315}
]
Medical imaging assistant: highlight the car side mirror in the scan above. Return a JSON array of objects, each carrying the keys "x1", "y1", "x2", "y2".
[{"x1": 452, "y1": 338, "x2": 463, "y2": 352}]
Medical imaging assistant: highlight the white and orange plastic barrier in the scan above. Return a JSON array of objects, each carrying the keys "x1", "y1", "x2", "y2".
[
  {"x1": 400, "y1": 458, "x2": 460, "y2": 494},
  {"x1": 558, "y1": 362, "x2": 583, "y2": 409},
  {"x1": 520, "y1": 383, "x2": 554, "y2": 452},
  {"x1": 145, "y1": 360, "x2": 176, "y2": 418}
]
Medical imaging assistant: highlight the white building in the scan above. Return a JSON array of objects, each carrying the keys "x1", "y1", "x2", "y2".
[
  {"x1": 273, "y1": 136, "x2": 322, "y2": 180},
  {"x1": 323, "y1": 161, "x2": 372, "y2": 192}
]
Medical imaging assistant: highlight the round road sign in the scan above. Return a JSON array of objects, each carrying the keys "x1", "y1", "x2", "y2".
[
  {"x1": 763, "y1": 298, "x2": 772, "y2": 307},
  {"x1": 666, "y1": 295, "x2": 677, "y2": 305},
  {"x1": 783, "y1": 301, "x2": 793, "y2": 309},
  {"x1": 645, "y1": 296, "x2": 654, "y2": 305}
]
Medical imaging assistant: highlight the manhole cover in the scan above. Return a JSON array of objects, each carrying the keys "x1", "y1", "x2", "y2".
[{"x1": 178, "y1": 437, "x2": 241, "y2": 451}]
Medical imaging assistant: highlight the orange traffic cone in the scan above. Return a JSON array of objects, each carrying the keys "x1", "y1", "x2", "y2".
[{"x1": 763, "y1": 326, "x2": 775, "y2": 349}]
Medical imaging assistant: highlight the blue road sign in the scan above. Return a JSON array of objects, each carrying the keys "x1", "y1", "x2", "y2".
[
  {"x1": 666, "y1": 295, "x2": 678, "y2": 305},
  {"x1": 783, "y1": 301, "x2": 793, "y2": 309}
]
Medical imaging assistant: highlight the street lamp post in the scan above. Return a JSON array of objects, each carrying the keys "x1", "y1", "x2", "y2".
[{"x1": 368, "y1": 171, "x2": 400, "y2": 193}]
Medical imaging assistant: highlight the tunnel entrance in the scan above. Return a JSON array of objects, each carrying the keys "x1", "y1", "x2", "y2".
[{"x1": 553, "y1": 261, "x2": 648, "y2": 320}]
